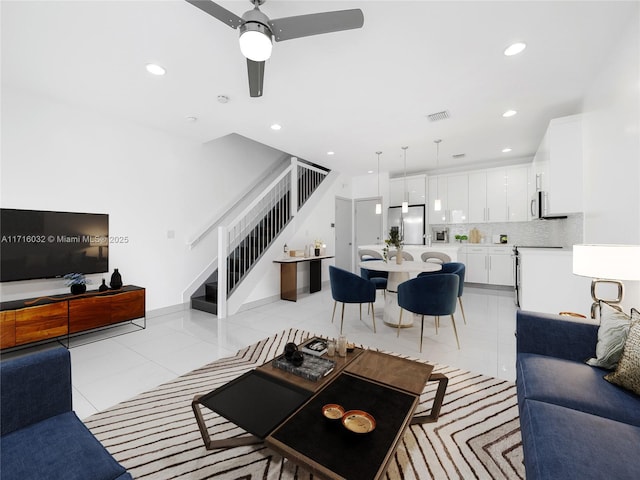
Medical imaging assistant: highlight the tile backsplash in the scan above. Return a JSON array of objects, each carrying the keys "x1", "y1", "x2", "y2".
[{"x1": 430, "y1": 213, "x2": 583, "y2": 248}]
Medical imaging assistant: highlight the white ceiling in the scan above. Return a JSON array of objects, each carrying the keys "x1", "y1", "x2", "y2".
[{"x1": 2, "y1": 0, "x2": 638, "y2": 176}]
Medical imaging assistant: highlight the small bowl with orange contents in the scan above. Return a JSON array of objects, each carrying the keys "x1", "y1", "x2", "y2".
[{"x1": 322, "y1": 404, "x2": 345, "y2": 421}]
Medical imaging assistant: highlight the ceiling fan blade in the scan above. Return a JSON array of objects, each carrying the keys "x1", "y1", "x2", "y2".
[
  {"x1": 247, "y1": 59, "x2": 265, "y2": 98},
  {"x1": 269, "y1": 9, "x2": 364, "y2": 42},
  {"x1": 184, "y1": 0, "x2": 243, "y2": 29}
]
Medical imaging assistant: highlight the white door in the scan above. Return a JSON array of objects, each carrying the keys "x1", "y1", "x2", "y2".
[
  {"x1": 334, "y1": 197, "x2": 353, "y2": 271},
  {"x1": 354, "y1": 198, "x2": 382, "y2": 270}
]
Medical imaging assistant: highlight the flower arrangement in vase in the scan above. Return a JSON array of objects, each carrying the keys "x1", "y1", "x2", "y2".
[
  {"x1": 63, "y1": 273, "x2": 91, "y2": 295},
  {"x1": 383, "y1": 228, "x2": 404, "y2": 263}
]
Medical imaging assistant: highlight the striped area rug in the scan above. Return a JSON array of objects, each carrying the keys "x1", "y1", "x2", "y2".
[{"x1": 85, "y1": 329, "x2": 524, "y2": 479}]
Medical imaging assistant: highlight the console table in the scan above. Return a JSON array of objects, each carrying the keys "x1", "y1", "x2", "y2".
[
  {"x1": 0, "y1": 285, "x2": 145, "y2": 350},
  {"x1": 273, "y1": 255, "x2": 334, "y2": 301}
]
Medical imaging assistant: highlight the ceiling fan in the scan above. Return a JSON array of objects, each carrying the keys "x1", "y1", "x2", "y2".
[{"x1": 185, "y1": 0, "x2": 364, "y2": 97}]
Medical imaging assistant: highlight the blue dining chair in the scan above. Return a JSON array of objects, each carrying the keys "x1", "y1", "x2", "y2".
[
  {"x1": 419, "y1": 262, "x2": 467, "y2": 324},
  {"x1": 397, "y1": 273, "x2": 460, "y2": 351},
  {"x1": 360, "y1": 258, "x2": 388, "y2": 295},
  {"x1": 329, "y1": 266, "x2": 377, "y2": 334}
]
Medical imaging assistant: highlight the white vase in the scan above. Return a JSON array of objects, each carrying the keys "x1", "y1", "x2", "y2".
[{"x1": 395, "y1": 249, "x2": 403, "y2": 264}]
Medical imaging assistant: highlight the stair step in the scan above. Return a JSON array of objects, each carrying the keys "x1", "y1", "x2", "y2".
[
  {"x1": 191, "y1": 296, "x2": 217, "y2": 315},
  {"x1": 205, "y1": 282, "x2": 217, "y2": 300}
]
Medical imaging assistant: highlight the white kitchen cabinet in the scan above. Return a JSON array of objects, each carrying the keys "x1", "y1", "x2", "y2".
[
  {"x1": 389, "y1": 178, "x2": 404, "y2": 207},
  {"x1": 446, "y1": 174, "x2": 468, "y2": 224},
  {"x1": 486, "y1": 170, "x2": 507, "y2": 222},
  {"x1": 407, "y1": 175, "x2": 427, "y2": 205},
  {"x1": 391, "y1": 175, "x2": 426, "y2": 207},
  {"x1": 465, "y1": 246, "x2": 488, "y2": 283},
  {"x1": 532, "y1": 114, "x2": 583, "y2": 215},
  {"x1": 467, "y1": 166, "x2": 528, "y2": 223},
  {"x1": 506, "y1": 165, "x2": 530, "y2": 221},
  {"x1": 468, "y1": 172, "x2": 487, "y2": 223},
  {"x1": 428, "y1": 176, "x2": 448, "y2": 223},
  {"x1": 463, "y1": 245, "x2": 513, "y2": 286},
  {"x1": 429, "y1": 174, "x2": 467, "y2": 224},
  {"x1": 488, "y1": 248, "x2": 514, "y2": 285}
]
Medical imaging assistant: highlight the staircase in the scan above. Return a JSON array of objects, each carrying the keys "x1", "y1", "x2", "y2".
[{"x1": 191, "y1": 159, "x2": 329, "y2": 315}]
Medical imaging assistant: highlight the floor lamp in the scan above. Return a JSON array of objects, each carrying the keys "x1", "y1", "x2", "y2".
[{"x1": 573, "y1": 244, "x2": 640, "y2": 319}]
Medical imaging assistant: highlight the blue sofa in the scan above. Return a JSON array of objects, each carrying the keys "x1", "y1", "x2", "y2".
[
  {"x1": 516, "y1": 310, "x2": 640, "y2": 479},
  {"x1": 1, "y1": 347, "x2": 132, "y2": 480}
]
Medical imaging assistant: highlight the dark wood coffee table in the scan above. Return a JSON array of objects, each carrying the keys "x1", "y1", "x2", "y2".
[{"x1": 192, "y1": 340, "x2": 448, "y2": 479}]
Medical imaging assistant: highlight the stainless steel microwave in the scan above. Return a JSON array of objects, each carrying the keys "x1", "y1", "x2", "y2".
[
  {"x1": 530, "y1": 191, "x2": 546, "y2": 219},
  {"x1": 531, "y1": 191, "x2": 567, "y2": 220},
  {"x1": 431, "y1": 227, "x2": 449, "y2": 243}
]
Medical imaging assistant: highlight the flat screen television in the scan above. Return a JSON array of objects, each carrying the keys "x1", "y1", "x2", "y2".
[{"x1": 0, "y1": 208, "x2": 109, "y2": 282}]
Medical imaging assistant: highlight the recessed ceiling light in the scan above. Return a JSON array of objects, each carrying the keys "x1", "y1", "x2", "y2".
[
  {"x1": 367, "y1": 170, "x2": 374, "y2": 174},
  {"x1": 504, "y1": 42, "x2": 527, "y2": 56},
  {"x1": 217, "y1": 95, "x2": 229, "y2": 104},
  {"x1": 185, "y1": 116, "x2": 198, "y2": 122},
  {"x1": 270, "y1": 123, "x2": 282, "y2": 131},
  {"x1": 327, "y1": 151, "x2": 335, "y2": 156},
  {"x1": 503, "y1": 109, "x2": 517, "y2": 118},
  {"x1": 502, "y1": 147, "x2": 512, "y2": 153},
  {"x1": 145, "y1": 63, "x2": 166, "y2": 76}
]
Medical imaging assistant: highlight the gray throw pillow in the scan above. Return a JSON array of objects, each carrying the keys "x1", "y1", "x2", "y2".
[
  {"x1": 586, "y1": 302, "x2": 631, "y2": 370},
  {"x1": 605, "y1": 311, "x2": 640, "y2": 395}
]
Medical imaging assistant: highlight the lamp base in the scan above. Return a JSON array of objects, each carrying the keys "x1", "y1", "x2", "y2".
[{"x1": 590, "y1": 278, "x2": 624, "y2": 319}]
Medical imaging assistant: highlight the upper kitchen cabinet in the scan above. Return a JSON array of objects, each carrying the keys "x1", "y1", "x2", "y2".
[
  {"x1": 532, "y1": 114, "x2": 583, "y2": 215},
  {"x1": 389, "y1": 175, "x2": 426, "y2": 207},
  {"x1": 468, "y1": 165, "x2": 530, "y2": 223},
  {"x1": 428, "y1": 175, "x2": 448, "y2": 223},
  {"x1": 429, "y1": 174, "x2": 467, "y2": 224},
  {"x1": 447, "y1": 174, "x2": 469, "y2": 223},
  {"x1": 506, "y1": 165, "x2": 531, "y2": 221}
]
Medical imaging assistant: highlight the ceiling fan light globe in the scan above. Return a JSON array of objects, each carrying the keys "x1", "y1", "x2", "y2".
[{"x1": 239, "y1": 25, "x2": 273, "y2": 61}]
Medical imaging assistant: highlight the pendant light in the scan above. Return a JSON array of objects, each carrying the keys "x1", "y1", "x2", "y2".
[
  {"x1": 375, "y1": 151, "x2": 382, "y2": 215},
  {"x1": 434, "y1": 139, "x2": 442, "y2": 212},
  {"x1": 402, "y1": 146, "x2": 409, "y2": 213}
]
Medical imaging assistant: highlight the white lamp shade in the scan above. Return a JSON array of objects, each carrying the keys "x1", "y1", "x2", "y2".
[
  {"x1": 375, "y1": 203, "x2": 382, "y2": 215},
  {"x1": 573, "y1": 244, "x2": 640, "y2": 281},
  {"x1": 239, "y1": 30, "x2": 272, "y2": 62},
  {"x1": 434, "y1": 199, "x2": 442, "y2": 211}
]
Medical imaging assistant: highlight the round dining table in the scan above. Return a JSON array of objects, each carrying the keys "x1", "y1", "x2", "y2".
[{"x1": 359, "y1": 260, "x2": 442, "y2": 327}]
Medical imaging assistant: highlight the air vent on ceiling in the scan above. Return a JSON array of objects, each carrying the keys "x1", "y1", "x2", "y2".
[
  {"x1": 452, "y1": 153, "x2": 466, "y2": 159},
  {"x1": 427, "y1": 110, "x2": 450, "y2": 122}
]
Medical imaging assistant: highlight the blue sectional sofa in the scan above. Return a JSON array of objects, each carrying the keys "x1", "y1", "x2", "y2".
[
  {"x1": 516, "y1": 310, "x2": 640, "y2": 480},
  {"x1": 1, "y1": 347, "x2": 132, "y2": 480}
]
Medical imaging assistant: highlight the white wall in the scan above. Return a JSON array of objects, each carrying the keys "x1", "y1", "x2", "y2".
[
  {"x1": 0, "y1": 88, "x2": 285, "y2": 310},
  {"x1": 235, "y1": 171, "x2": 350, "y2": 312},
  {"x1": 581, "y1": 11, "x2": 640, "y2": 309}
]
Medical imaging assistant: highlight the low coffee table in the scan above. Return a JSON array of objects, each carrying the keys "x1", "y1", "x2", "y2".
[{"x1": 192, "y1": 341, "x2": 448, "y2": 479}]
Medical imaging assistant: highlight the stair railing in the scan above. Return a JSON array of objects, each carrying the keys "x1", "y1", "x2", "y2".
[{"x1": 217, "y1": 157, "x2": 328, "y2": 317}]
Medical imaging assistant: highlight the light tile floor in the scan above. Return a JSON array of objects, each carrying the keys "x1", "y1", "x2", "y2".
[{"x1": 6, "y1": 285, "x2": 518, "y2": 419}]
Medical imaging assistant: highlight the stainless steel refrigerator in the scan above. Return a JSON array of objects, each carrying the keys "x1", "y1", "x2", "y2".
[{"x1": 388, "y1": 206, "x2": 425, "y2": 245}]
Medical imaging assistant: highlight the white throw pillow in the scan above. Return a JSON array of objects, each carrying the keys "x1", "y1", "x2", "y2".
[{"x1": 586, "y1": 302, "x2": 632, "y2": 370}]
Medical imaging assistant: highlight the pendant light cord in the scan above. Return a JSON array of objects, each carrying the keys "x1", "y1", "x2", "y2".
[
  {"x1": 435, "y1": 139, "x2": 441, "y2": 199},
  {"x1": 402, "y1": 146, "x2": 408, "y2": 204}
]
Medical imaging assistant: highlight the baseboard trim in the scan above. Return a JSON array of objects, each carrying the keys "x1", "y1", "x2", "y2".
[{"x1": 146, "y1": 302, "x2": 190, "y2": 320}]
